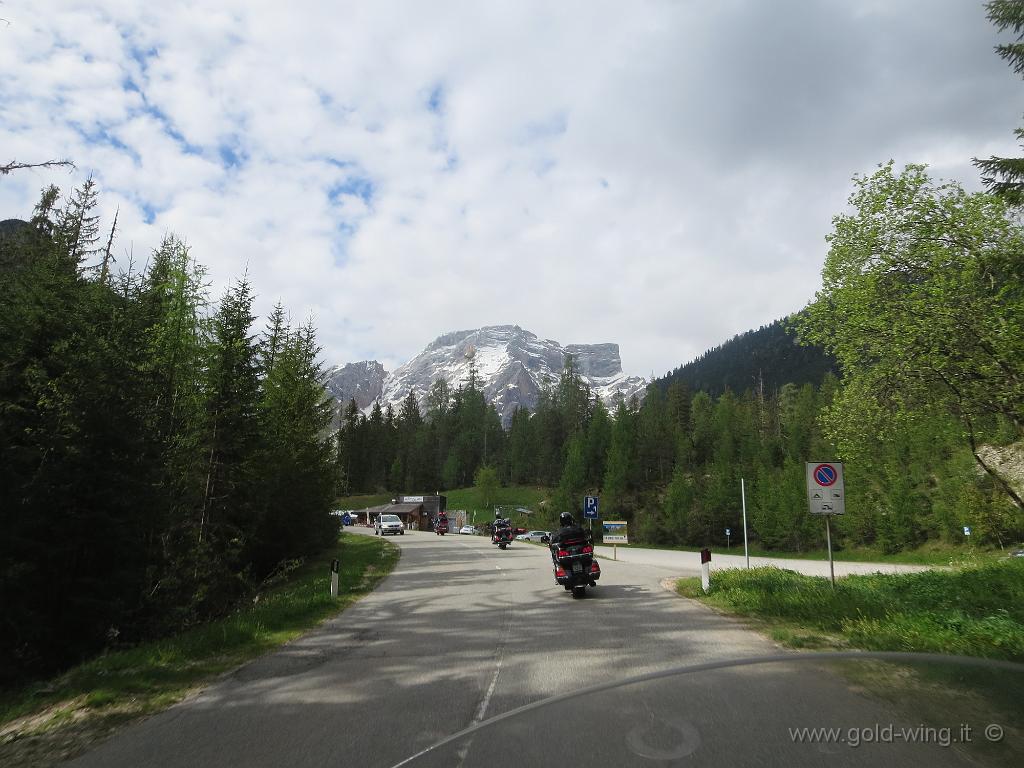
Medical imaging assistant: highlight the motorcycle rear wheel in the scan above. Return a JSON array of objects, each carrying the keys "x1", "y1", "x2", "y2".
[{"x1": 572, "y1": 585, "x2": 586, "y2": 599}]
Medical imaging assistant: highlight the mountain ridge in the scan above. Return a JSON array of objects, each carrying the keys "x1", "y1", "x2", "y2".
[{"x1": 325, "y1": 324, "x2": 647, "y2": 424}]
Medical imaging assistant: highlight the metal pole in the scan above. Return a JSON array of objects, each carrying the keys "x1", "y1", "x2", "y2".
[
  {"x1": 825, "y1": 515, "x2": 835, "y2": 588},
  {"x1": 741, "y1": 478, "x2": 749, "y2": 569}
]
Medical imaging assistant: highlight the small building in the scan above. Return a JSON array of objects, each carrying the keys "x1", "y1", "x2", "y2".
[{"x1": 398, "y1": 494, "x2": 447, "y2": 529}]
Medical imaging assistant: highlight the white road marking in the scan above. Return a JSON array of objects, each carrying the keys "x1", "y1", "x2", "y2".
[
  {"x1": 473, "y1": 653, "x2": 503, "y2": 725},
  {"x1": 455, "y1": 598, "x2": 512, "y2": 766}
]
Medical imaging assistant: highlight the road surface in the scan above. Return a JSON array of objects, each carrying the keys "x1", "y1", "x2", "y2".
[
  {"x1": 592, "y1": 545, "x2": 938, "y2": 577},
  {"x1": 65, "y1": 529, "x2": 986, "y2": 768}
]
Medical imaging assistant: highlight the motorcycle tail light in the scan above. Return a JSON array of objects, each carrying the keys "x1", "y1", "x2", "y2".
[
  {"x1": 555, "y1": 568, "x2": 566, "y2": 578},
  {"x1": 557, "y1": 550, "x2": 569, "y2": 558},
  {"x1": 590, "y1": 562, "x2": 600, "y2": 573},
  {"x1": 582, "y1": 545, "x2": 593, "y2": 554}
]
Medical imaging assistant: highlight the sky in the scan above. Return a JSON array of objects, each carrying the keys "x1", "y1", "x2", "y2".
[{"x1": 1, "y1": 0, "x2": 1020, "y2": 379}]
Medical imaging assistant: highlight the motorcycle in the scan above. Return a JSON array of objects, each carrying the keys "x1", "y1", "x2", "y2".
[
  {"x1": 434, "y1": 517, "x2": 449, "y2": 535},
  {"x1": 552, "y1": 535, "x2": 601, "y2": 598},
  {"x1": 492, "y1": 526, "x2": 512, "y2": 549}
]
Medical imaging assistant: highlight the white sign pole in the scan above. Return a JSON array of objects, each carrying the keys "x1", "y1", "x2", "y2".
[
  {"x1": 700, "y1": 548, "x2": 711, "y2": 593},
  {"x1": 330, "y1": 558, "x2": 340, "y2": 597},
  {"x1": 741, "y1": 477, "x2": 749, "y2": 569}
]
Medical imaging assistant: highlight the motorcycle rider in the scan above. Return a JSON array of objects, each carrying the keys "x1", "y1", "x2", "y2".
[
  {"x1": 492, "y1": 511, "x2": 511, "y2": 540},
  {"x1": 549, "y1": 512, "x2": 589, "y2": 564}
]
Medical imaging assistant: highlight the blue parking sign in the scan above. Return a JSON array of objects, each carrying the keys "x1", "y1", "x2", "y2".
[{"x1": 584, "y1": 496, "x2": 599, "y2": 519}]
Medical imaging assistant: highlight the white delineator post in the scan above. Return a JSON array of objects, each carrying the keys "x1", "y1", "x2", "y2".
[
  {"x1": 701, "y1": 548, "x2": 711, "y2": 593},
  {"x1": 330, "y1": 558, "x2": 340, "y2": 597}
]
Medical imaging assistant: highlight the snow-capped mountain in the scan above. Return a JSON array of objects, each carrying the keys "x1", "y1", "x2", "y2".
[
  {"x1": 323, "y1": 361, "x2": 386, "y2": 410},
  {"x1": 325, "y1": 325, "x2": 647, "y2": 425}
]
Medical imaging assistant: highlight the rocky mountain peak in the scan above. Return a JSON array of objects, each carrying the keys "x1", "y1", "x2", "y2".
[{"x1": 326, "y1": 325, "x2": 647, "y2": 426}]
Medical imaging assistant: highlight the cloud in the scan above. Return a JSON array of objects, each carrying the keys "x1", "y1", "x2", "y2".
[{"x1": 1, "y1": 0, "x2": 1020, "y2": 379}]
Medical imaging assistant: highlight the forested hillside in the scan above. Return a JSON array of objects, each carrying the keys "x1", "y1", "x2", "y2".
[
  {"x1": 0, "y1": 183, "x2": 338, "y2": 683},
  {"x1": 656, "y1": 317, "x2": 837, "y2": 398}
]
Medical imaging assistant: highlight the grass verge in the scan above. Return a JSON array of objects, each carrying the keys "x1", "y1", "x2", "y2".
[
  {"x1": 675, "y1": 559, "x2": 1024, "y2": 659},
  {"x1": 0, "y1": 533, "x2": 399, "y2": 768}
]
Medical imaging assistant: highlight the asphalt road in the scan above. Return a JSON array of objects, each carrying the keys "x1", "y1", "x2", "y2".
[
  {"x1": 66, "y1": 529, "x2": 986, "y2": 768},
  {"x1": 592, "y1": 545, "x2": 938, "y2": 577}
]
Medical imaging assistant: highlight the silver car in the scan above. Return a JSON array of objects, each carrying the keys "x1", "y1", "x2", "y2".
[
  {"x1": 515, "y1": 530, "x2": 550, "y2": 543},
  {"x1": 375, "y1": 514, "x2": 404, "y2": 536}
]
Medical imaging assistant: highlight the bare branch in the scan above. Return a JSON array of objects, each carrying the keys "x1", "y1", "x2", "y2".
[{"x1": 1, "y1": 159, "x2": 76, "y2": 176}]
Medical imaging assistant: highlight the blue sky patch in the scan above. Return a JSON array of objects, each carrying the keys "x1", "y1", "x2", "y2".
[
  {"x1": 217, "y1": 142, "x2": 246, "y2": 169},
  {"x1": 329, "y1": 176, "x2": 375, "y2": 204},
  {"x1": 140, "y1": 103, "x2": 203, "y2": 156},
  {"x1": 71, "y1": 121, "x2": 141, "y2": 165},
  {"x1": 521, "y1": 111, "x2": 568, "y2": 143},
  {"x1": 427, "y1": 84, "x2": 444, "y2": 114}
]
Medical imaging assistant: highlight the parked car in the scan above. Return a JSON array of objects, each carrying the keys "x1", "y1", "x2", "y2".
[
  {"x1": 459, "y1": 525, "x2": 478, "y2": 535},
  {"x1": 374, "y1": 514, "x2": 404, "y2": 536},
  {"x1": 515, "y1": 530, "x2": 551, "y2": 543}
]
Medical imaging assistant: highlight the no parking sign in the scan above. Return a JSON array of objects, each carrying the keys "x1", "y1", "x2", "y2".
[{"x1": 806, "y1": 462, "x2": 845, "y2": 515}]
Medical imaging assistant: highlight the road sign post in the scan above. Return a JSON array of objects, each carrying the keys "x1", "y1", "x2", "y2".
[
  {"x1": 741, "y1": 478, "x2": 749, "y2": 569},
  {"x1": 726, "y1": 527, "x2": 731, "y2": 549},
  {"x1": 584, "y1": 495, "x2": 599, "y2": 537},
  {"x1": 806, "y1": 462, "x2": 845, "y2": 588}
]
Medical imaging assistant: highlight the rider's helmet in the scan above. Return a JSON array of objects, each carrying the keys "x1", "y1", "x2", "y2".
[{"x1": 559, "y1": 512, "x2": 575, "y2": 528}]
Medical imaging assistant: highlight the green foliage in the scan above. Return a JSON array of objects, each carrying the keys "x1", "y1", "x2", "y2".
[
  {"x1": 473, "y1": 465, "x2": 500, "y2": 507},
  {"x1": 552, "y1": 435, "x2": 587, "y2": 515},
  {"x1": 797, "y1": 162, "x2": 1024, "y2": 511},
  {"x1": 0, "y1": 184, "x2": 341, "y2": 684}
]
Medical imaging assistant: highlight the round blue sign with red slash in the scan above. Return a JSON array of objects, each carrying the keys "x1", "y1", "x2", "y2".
[{"x1": 813, "y1": 464, "x2": 838, "y2": 487}]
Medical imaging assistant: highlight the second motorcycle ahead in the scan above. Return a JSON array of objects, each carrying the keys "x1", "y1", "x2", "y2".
[{"x1": 492, "y1": 515, "x2": 513, "y2": 550}]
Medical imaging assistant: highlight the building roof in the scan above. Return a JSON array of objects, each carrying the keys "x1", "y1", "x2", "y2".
[{"x1": 382, "y1": 503, "x2": 423, "y2": 516}]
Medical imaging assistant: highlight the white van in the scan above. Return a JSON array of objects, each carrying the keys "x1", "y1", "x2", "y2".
[{"x1": 374, "y1": 514, "x2": 404, "y2": 536}]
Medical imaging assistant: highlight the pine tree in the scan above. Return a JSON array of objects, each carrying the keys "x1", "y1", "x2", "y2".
[
  {"x1": 974, "y1": 0, "x2": 1024, "y2": 203},
  {"x1": 59, "y1": 176, "x2": 101, "y2": 267},
  {"x1": 199, "y1": 278, "x2": 261, "y2": 561}
]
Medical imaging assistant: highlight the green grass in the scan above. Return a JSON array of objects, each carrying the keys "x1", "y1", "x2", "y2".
[
  {"x1": 0, "y1": 533, "x2": 399, "y2": 766},
  {"x1": 443, "y1": 485, "x2": 549, "y2": 518},
  {"x1": 676, "y1": 558, "x2": 1024, "y2": 660}
]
